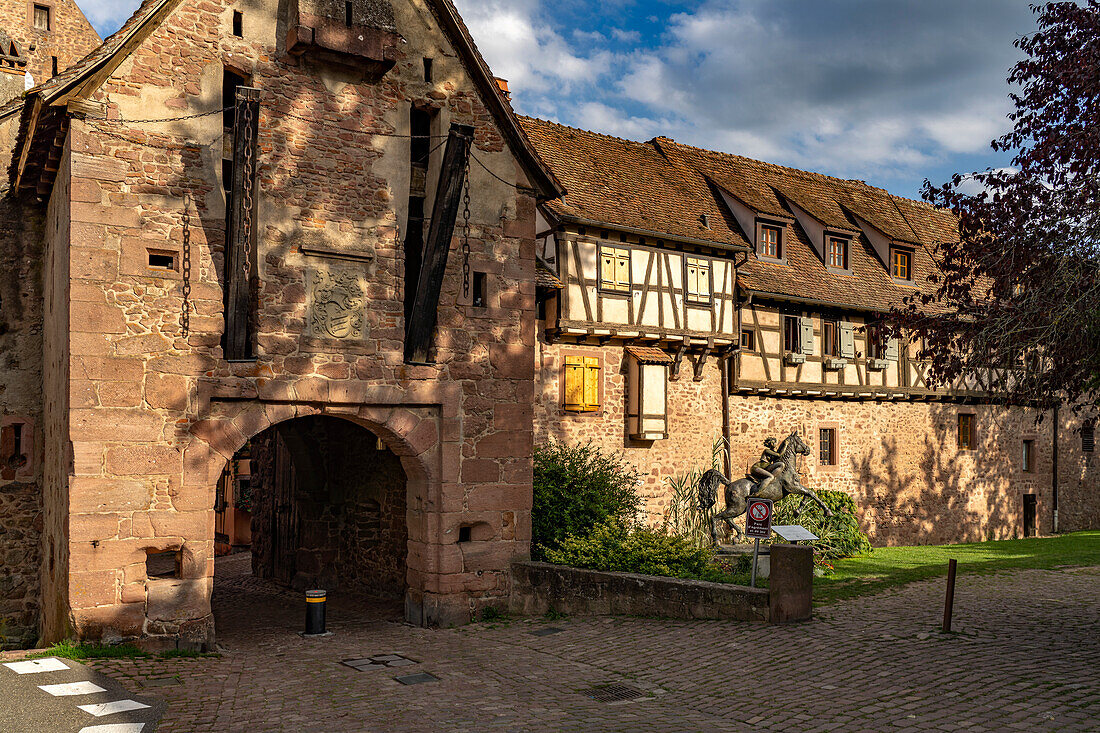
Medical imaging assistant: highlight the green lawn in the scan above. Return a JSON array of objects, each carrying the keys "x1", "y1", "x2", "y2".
[{"x1": 814, "y1": 530, "x2": 1100, "y2": 604}]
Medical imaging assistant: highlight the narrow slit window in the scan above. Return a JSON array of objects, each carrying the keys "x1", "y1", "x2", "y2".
[
  {"x1": 232, "y1": 11, "x2": 243, "y2": 37},
  {"x1": 458, "y1": 526, "x2": 472, "y2": 543},
  {"x1": 823, "y1": 320, "x2": 838, "y2": 357},
  {"x1": 1083, "y1": 422, "x2": 1095, "y2": 452},
  {"x1": 958, "y1": 414, "x2": 976, "y2": 451},
  {"x1": 819, "y1": 428, "x2": 837, "y2": 465},
  {"x1": 472, "y1": 272, "x2": 487, "y2": 308},
  {"x1": 1022, "y1": 439, "x2": 1034, "y2": 473},
  {"x1": 423, "y1": 57, "x2": 433, "y2": 83},
  {"x1": 50, "y1": 56, "x2": 57, "y2": 76},
  {"x1": 345, "y1": 1, "x2": 354, "y2": 26}
]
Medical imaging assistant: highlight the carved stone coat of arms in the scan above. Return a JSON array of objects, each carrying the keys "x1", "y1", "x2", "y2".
[{"x1": 307, "y1": 269, "x2": 366, "y2": 340}]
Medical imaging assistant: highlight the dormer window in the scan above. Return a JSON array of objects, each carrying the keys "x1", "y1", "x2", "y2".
[
  {"x1": 759, "y1": 224, "x2": 782, "y2": 260},
  {"x1": 890, "y1": 246, "x2": 912, "y2": 281},
  {"x1": 827, "y1": 236, "x2": 849, "y2": 270}
]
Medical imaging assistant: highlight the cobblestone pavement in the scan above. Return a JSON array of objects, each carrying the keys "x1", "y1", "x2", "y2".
[{"x1": 89, "y1": 556, "x2": 1100, "y2": 732}]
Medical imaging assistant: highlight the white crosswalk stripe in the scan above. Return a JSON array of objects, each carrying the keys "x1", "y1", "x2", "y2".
[
  {"x1": 3, "y1": 657, "x2": 70, "y2": 674},
  {"x1": 38, "y1": 681, "x2": 107, "y2": 696},
  {"x1": 77, "y1": 700, "x2": 151, "y2": 717},
  {"x1": 78, "y1": 725, "x2": 146, "y2": 733}
]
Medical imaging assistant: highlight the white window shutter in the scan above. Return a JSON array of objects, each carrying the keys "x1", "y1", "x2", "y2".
[
  {"x1": 886, "y1": 337, "x2": 900, "y2": 361},
  {"x1": 839, "y1": 322, "x2": 855, "y2": 358},
  {"x1": 800, "y1": 316, "x2": 815, "y2": 355}
]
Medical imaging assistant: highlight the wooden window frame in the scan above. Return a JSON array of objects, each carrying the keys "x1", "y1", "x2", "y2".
[
  {"x1": 822, "y1": 319, "x2": 839, "y2": 357},
  {"x1": 957, "y1": 413, "x2": 976, "y2": 451},
  {"x1": 827, "y1": 235, "x2": 849, "y2": 271},
  {"x1": 598, "y1": 244, "x2": 632, "y2": 295},
  {"x1": 758, "y1": 223, "x2": 783, "y2": 261},
  {"x1": 819, "y1": 427, "x2": 837, "y2": 466},
  {"x1": 783, "y1": 315, "x2": 800, "y2": 354},
  {"x1": 562, "y1": 353, "x2": 603, "y2": 414},
  {"x1": 685, "y1": 255, "x2": 712, "y2": 306},
  {"x1": 890, "y1": 246, "x2": 913, "y2": 282},
  {"x1": 740, "y1": 328, "x2": 755, "y2": 352},
  {"x1": 31, "y1": 2, "x2": 51, "y2": 32}
]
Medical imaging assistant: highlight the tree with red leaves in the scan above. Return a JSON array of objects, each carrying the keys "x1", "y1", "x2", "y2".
[{"x1": 896, "y1": 1, "x2": 1100, "y2": 411}]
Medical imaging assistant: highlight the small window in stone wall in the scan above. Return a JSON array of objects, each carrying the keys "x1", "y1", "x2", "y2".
[
  {"x1": 819, "y1": 428, "x2": 837, "y2": 465},
  {"x1": 232, "y1": 11, "x2": 243, "y2": 37},
  {"x1": 958, "y1": 414, "x2": 976, "y2": 451},
  {"x1": 146, "y1": 549, "x2": 181, "y2": 579},
  {"x1": 1022, "y1": 439, "x2": 1034, "y2": 472},
  {"x1": 1083, "y1": 422, "x2": 1095, "y2": 452},
  {"x1": 33, "y1": 4, "x2": 50, "y2": 32},
  {"x1": 564, "y1": 356, "x2": 601, "y2": 412}
]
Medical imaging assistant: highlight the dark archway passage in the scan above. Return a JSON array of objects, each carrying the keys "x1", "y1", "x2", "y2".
[{"x1": 213, "y1": 416, "x2": 409, "y2": 637}]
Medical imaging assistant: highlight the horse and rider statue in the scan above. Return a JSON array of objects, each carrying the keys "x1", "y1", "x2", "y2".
[{"x1": 697, "y1": 430, "x2": 833, "y2": 545}]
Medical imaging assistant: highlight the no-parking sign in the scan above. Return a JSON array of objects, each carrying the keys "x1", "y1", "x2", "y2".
[{"x1": 745, "y1": 498, "x2": 774, "y2": 539}]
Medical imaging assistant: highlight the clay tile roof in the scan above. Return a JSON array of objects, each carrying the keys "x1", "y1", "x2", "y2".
[
  {"x1": 624, "y1": 346, "x2": 674, "y2": 365},
  {"x1": 517, "y1": 117, "x2": 750, "y2": 251},
  {"x1": 522, "y1": 117, "x2": 960, "y2": 315},
  {"x1": 536, "y1": 258, "x2": 562, "y2": 289}
]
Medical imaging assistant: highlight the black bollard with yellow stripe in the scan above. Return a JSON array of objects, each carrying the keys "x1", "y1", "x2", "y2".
[{"x1": 304, "y1": 589, "x2": 327, "y2": 636}]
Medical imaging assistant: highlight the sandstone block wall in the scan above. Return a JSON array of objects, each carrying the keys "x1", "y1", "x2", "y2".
[
  {"x1": 0, "y1": 0, "x2": 100, "y2": 91},
  {"x1": 536, "y1": 334, "x2": 1096, "y2": 545},
  {"x1": 20, "y1": 0, "x2": 539, "y2": 644},
  {"x1": 0, "y1": 197, "x2": 45, "y2": 648}
]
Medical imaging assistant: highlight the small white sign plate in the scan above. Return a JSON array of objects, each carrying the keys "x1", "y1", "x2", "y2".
[{"x1": 772, "y1": 525, "x2": 819, "y2": 542}]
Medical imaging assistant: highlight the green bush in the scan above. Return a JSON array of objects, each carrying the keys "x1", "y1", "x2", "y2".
[
  {"x1": 532, "y1": 442, "x2": 642, "y2": 560},
  {"x1": 544, "y1": 519, "x2": 732, "y2": 583},
  {"x1": 773, "y1": 489, "x2": 872, "y2": 562}
]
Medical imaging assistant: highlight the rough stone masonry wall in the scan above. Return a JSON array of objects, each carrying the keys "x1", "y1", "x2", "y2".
[
  {"x1": 1056, "y1": 407, "x2": 1100, "y2": 533},
  {"x1": 42, "y1": 0, "x2": 536, "y2": 643},
  {"x1": 0, "y1": 195, "x2": 46, "y2": 649},
  {"x1": 535, "y1": 339, "x2": 727, "y2": 525},
  {"x1": 0, "y1": 0, "x2": 100, "y2": 91},
  {"x1": 536, "y1": 334, "x2": 1073, "y2": 545}
]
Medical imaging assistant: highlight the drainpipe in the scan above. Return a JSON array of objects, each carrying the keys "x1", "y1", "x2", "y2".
[
  {"x1": 1052, "y1": 404, "x2": 1059, "y2": 534},
  {"x1": 721, "y1": 355, "x2": 731, "y2": 477}
]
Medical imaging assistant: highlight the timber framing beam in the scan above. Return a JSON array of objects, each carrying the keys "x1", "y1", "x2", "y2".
[{"x1": 405, "y1": 122, "x2": 475, "y2": 365}]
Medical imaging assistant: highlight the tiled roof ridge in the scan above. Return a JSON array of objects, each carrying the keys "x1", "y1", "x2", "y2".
[
  {"x1": 650, "y1": 134, "x2": 937, "y2": 210},
  {"x1": 517, "y1": 115, "x2": 655, "y2": 149}
]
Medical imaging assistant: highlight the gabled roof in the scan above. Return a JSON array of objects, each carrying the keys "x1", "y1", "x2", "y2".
[
  {"x1": 522, "y1": 117, "x2": 959, "y2": 315},
  {"x1": 518, "y1": 117, "x2": 750, "y2": 252},
  {"x1": 5, "y1": 0, "x2": 563, "y2": 200}
]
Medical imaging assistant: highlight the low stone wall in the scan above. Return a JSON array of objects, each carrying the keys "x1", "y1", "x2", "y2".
[
  {"x1": 509, "y1": 561, "x2": 771, "y2": 622},
  {"x1": 510, "y1": 545, "x2": 814, "y2": 624}
]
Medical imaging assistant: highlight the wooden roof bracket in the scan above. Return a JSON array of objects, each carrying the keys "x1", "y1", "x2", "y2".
[
  {"x1": 669, "y1": 338, "x2": 689, "y2": 381},
  {"x1": 13, "y1": 95, "x2": 42, "y2": 192}
]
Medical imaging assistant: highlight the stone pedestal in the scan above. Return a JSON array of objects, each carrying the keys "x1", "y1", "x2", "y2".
[{"x1": 768, "y1": 544, "x2": 813, "y2": 623}]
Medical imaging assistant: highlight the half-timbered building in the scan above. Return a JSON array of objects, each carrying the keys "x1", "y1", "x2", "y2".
[{"x1": 522, "y1": 117, "x2": 1100, "y2": 546}]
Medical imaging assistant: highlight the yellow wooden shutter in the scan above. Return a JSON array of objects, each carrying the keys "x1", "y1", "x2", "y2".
[
  {"x1": 615, "y1": 252, "x2": 630, "y2": 290},
  {"x1": 600, "y1": 251, "x2": 615, "y2": 290},
  {"x1": 564, "y1": 357, "x2": 585, "y2": 411},
  {"x1": 583, "y1": 356, "x2": 601, "y2": 411}
]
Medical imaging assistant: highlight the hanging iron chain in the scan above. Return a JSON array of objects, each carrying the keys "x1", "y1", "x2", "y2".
[
  {"x1": 240, "y1": 100, "x2": 256, "y2": 283},
  {"x1": 180, "y1": 192, "x2": 193, "y2": 335},
  {"x1": 461, "y1": 155, "x2": 472, "y2": 299}
]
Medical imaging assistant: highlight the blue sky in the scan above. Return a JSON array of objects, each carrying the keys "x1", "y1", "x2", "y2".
[{"x1": 83, "y1": 0, "x2": 1037, "y2": 200}]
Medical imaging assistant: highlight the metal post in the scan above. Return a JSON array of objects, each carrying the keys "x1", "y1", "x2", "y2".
[
  {"x1": 942, "y1": 559, "x2": 957, "y2": 633},
  {"x1": 750, "y1": 537, "x2": 760, "y2": 588},
  {"x1": 305, "y1": 589, "x2": 327, "y2": 636}
]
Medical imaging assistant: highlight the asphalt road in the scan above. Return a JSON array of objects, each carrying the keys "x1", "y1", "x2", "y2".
[{"x1": 0, "y1": 655, "x2": 164, "y2": 732}]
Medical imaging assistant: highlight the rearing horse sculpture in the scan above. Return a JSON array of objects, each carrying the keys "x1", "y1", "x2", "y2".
[{"x1": 698, "y1": 431, "x2": 833, "y2": 545}]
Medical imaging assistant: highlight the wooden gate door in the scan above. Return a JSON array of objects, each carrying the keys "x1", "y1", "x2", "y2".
[
  {"x1": 1023, "y1": 494, "x2": 1037, "y2": 538},
  {"x1": 272, "y1": 431, "x2": 299, "y2": 585}
]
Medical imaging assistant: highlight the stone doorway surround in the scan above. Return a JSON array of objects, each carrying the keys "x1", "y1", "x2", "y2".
[{"x1": 67, "y1": 381, "x2": 462, "y2": 647}]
